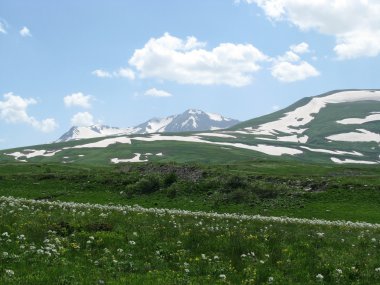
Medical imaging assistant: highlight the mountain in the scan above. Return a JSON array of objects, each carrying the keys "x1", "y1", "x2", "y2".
[
  {"x1": 56, "y1": 125, "x2": 136, "y2": 143},
  {"x1": 57, "y1": 109, "x2": 240, "y2": 142},
  {"x1": 134, "y1": 109, "x2": 240, "y2": 134},
  {"x1": 2, "y1": 90, "x2": 380, "y2": 165}
]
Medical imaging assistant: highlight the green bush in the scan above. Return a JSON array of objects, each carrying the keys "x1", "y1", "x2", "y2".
[{"x1": 134, "y1": 175, "x2": 160, "y2": 194}]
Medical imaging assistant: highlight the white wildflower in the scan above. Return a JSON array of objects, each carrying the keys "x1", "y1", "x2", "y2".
[{"x1": 316, "y1": 273, "x2": 324, "y2": 280}]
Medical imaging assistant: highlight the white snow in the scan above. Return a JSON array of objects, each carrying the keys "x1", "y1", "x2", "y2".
[
  {"x1": 156, "y1": 152, "x2": 163, "y2": 156},
  {"x1": 250, "y1": 90, "x2": 380, "y2": 136},
  {"x1": 70, "y1": 137, "x2": 132, "y2": 148},
  {"x1": 111, "y1": 153, "x2": 148, "y2": 164},
  {"x1": 196, "y1": 133, "x2": 237, "y2": 138},
  {"x1": 300, "y1": 146, "x2": 363, "y2": 156},
  {"x1": 336, "y1": 113, "x2": 380, "y2": 125},
  {"x1": 326, "y1": 129, "x2": 380, "y2": 143},
  {"x1": 145, "y1": 117, "x2": 174, "y2": 133},
  {"x1": 330, "y1": 157, "x2": 378, "y2": 165},
  {"x1": 181, "y1": 116, "x2": 197, "y2": 128},
  {"x1": 206, "y1": 112, "x2": 227, "y2": 121},
  {"x1": 210, "y1": 127, "x2": 222, "y2": 131},
  {"x1": 188, "y1": 109, "x2": 203, "y2": 115},
  {"x1": 133, "y1": 134, "x2": 302, "y2": 156},
  {"x1": 5, "y1": 149, "x2": 61, "y2": 160},
  {"x1": 56, "y1": 124, "x2": 137, "y2": 142}
]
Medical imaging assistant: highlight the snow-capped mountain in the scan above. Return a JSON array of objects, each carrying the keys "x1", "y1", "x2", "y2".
[
  {"x1": 135, "y1": 109, "x2": 239, "y2": 134},
  {"x1": 56, "y1": 109, "x2": 239, "y2": 142},
  {"x1": 56, "y1": 125, "x2": 137, "y2": 143}
]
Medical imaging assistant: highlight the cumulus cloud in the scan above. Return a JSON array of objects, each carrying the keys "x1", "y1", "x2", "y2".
[
  {"x1": 92, "y1": 67, "x2": 135, "y2": 80},
  {"x1": 241, "y1": 0, "x2": 380, "y2": 59},
  {"x1": 0, "y1": 92, "x2": 58, "y2": 132},
  {"x1": 19, "y1": 26, "x2": 32, "y2": 37},
  {"x1": 70, "y1": 112, "x2": 94, "y2": 126},
  {"x1": 128, "y1": 32, "x2": 268, "y2": 87},
  {"x1": 271, "y1": 61, "x2": 319, "y2": 82},
  {"x1": 64, "y1": 92, "x2": 92, "y2": 108},
  {"x1": 144, "y1": 88, "x2": 172, "y2": 97},
  {"x1": 271, "y1": 42, "x2": 319, "y2": 82}
]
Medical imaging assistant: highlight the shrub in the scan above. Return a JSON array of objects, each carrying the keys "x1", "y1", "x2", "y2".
[{"x1": 134, "y1": 175, "x2": 160, "y2": 194}]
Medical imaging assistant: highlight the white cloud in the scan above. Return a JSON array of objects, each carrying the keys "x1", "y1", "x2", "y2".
[
  {"x1": 272, "y1": 105, "x2": 280, "y2": 111},
  {"x1": 144, "y1": 88, "x2": 172, "y2": 97},
  {"x1": 92, "y1": 69, "x2": 112, "y2": 78},
  {"x1": 278, "y1": 51, "x2": 300, "y2": 62},
  {"x1": 271, "y1": 43, "x2": 319, "y2": 82},
  {"x1": 241, "y1": 0, "x2": 380, "y2": 59},
  {"x1": 0, "y1": 92, "x2": 58, "y2": 132},
  {"x1": 19, "y1": 26, "x2": 32, "y2": 37},
  {"x1": 64, "y1": 92, "x2": 92, "y2": 108},
  {"x1": 0, "y1": 23, "x2": 6, "y2": 34},
  {"x1": 114, "y1": 68, "x2": 135, "y2": 80},
  {"x1": 70, "y1": 112, "x2": 94, "y2": 126},
  {"x1": 290, "y1": 42, "x2": 309, "y2": 54},
  {"x1": 271, "y1": 61, "x2": 319, "y2": 82},
  {"x1": 129, "y1": 32, "x2": 268, "y2": 87},
  {"x1": 92, "y1": 67, "x2": 135, "y2": 80}
]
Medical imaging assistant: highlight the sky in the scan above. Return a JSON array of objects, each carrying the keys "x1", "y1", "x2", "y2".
[{"x1": 1, "y1": 0, "x2": 380, "y2": 149}]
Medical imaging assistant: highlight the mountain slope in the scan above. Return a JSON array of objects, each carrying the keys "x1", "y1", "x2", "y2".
[
  {"x1": 57, "y1": 109, "x2": 240, "y2": 142},
  {"x1": 2, "y1": 90, "x2": 380, "y2": 165}
]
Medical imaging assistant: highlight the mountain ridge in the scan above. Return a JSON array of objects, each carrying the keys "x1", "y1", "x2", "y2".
[{"x1": 56, "y1": 109, "x2": 240, "y2": 142}]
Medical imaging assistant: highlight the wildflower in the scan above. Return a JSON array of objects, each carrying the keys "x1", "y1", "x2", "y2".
[
  {"x1": 201, "y1": 254, "x2": 207, "y2": 260},
  {"x1": 375, "y1": 267, "x2": 380, "y2": 272},
  {"x1": 316, "y1": 232, "x2": 325, "y2": 238},
  {"x1": 219, "y1": 274, "x2": 226, "y2": 279},
  {"x1": 185, "y1": 268, "x2": 190, "y2": 273},
  {"x1": 117, "y1": 248, "x2": 124, "y2": 253},
  {"x1": 5, "y1": 269, "x2": 14, "y2": 277},
  {"x1": 316, "y1": 274, "x2": 323, "y2": 280},
  {"x1": 268, "y1": 276, "x2": 274, "y2": 283},
  {"x1": 2, "y1": 232, "x2": 9, "y2": 238},
  {"x1": 336, "y1": 269, "x2": 343, "y2": 274},
  {"x1": 129, "y1": 240, "x2": 136, "y2": 246}
]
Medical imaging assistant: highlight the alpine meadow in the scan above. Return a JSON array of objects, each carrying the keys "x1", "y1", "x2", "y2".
[{"x1": 1, "y1": 1, "x2": 380, "y2": 284}]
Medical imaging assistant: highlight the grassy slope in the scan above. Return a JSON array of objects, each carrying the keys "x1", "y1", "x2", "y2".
[{"x1": 1, "y1": 161, "x2": 380, "y2": 223}]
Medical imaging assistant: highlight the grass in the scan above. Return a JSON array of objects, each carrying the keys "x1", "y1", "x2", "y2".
[
  {"x1": 2, "y1": 196, "x2": 380, "y2": 284},
  {"x1": 1, "y1": 160, "x2": 380, "y2": 284}
]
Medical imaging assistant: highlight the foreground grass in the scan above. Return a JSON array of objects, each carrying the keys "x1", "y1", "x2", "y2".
[{"x1": 2, "y1": 197, "x2": 380, "y2": 284}]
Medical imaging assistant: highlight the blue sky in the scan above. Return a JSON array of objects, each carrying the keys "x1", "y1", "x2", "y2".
[{"x1": 1, "y1": 0, "x2": 380, "y2": 149}]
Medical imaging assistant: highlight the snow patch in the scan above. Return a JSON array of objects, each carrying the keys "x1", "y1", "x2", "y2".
[
  {"x1": 70, "y1": 137, "x2": 132, "y2": 148},
  {"x1": 326, "y1": 129, "x2": 380, "y2": 143},
  {"x1": 300, "y1": 146, "x2": 363, "y2": 156},
  {"x1": 5, "y1": 149, "x2": 61, "y2": 160},
  {"x1": 337, "y1": 113, "x2": 380, "y2": 125},
  {"x1": 111, "y1": 153, "x2": 148, "y2": 164},
  {"x1": 331, "y1": 157, "x2": 378, "y2": 165},
  {"x1": 196, "y1": 133, "x2": 237, "y2": 138}
]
